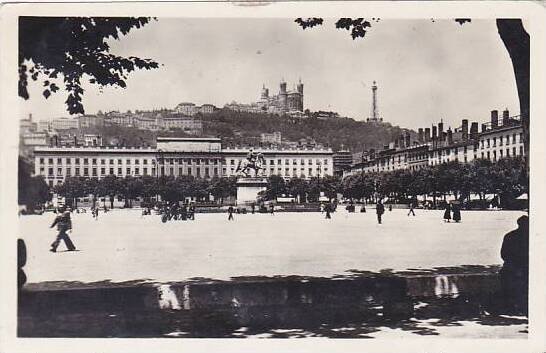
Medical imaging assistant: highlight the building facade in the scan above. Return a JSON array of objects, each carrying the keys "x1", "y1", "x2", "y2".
[
  {"x1": 344, "y1": 109, "x2": 524, "y2": 177},
  {"x1": 34, "y1": 137, "x2": 333, "y2": 187}
]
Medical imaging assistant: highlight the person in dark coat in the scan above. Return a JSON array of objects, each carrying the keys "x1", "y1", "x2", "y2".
[
  {"x1": 443, "y1": 203, "x2": 452, "y2": 222},
  {"x1": 452, "y1": 203, "x2": 461, "y2": 222},
  {"x1": 189, "y1": 204, "x2": 195, "y2": 220},
  {"x1": 269, "y1": 203, "x2": 275, "y2": 215},
  {"x1": 251, "y1": 203, "x2": 256, "y2": 214},
  {"x1": 376, "y1": 201, "x2": 385, "y2": 224},
  {"x1": 228, "y1": 206, "x2": 234, "y2": 221},
  {"x1": 181, "y1": 204, "x2": 188, "y2": 221},
  {"x1": 500, "y1": 215, "x2": 529, "y2": 313},
  {"x1": 50, "y1": 208, "x2": 76, "y2": 252},
  {"x1": 360, "y1": 204, "x2": 366, "y2": 213},
  {"x1": 407, "y1": 201, "x2": 416, "y2": 216},
  {"x1": 388, "y1": 204, "x2": 392, "y2": 212},
  {"x1": 325, "y1": 203, "x2": 332, "y2": 219}
]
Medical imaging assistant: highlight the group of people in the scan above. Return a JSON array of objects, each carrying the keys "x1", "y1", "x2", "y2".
[
  {"x1": 160, "y1": 202, "x2": 196, "y2": 222},
  {"x1": 443, "y1": 202, "x2": 462, "y2": 223}
]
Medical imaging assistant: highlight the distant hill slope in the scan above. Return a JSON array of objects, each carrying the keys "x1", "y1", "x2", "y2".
[
  {"x1": 83, "y1": 109, "x2": 415, "y2": 152},
  {"x1": 202, "y1": 110, "x2": 415, "y2": 152}
]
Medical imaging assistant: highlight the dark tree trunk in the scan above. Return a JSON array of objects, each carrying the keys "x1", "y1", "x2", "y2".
[{"x1": 497, "y1": 19, "x2": 529, "y2": 171}]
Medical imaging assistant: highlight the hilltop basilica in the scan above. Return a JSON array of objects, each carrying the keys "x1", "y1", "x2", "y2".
[{"x1": 224, "y1": 80, "x2": 304, "y2": 115}]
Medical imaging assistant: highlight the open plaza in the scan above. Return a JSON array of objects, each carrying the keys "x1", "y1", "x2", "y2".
[{"x1": 19, "y1": 208, "x2": 525, "y2": 285}]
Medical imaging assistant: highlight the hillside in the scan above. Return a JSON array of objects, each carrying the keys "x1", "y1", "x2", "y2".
[
  {"x1": 83, "y1": 109, "x2": 415, "y2": 152},
  {"x1": 202, "y1": 110, "x2": 415, "y2": 152}
]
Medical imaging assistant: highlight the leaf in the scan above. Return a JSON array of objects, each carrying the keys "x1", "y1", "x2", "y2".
[
  {"x1": 50, "y1": 83, "x2": 59, "y2": 93},
  {"x1": 31, "y1": 72, "x2": 38, "y2": 81},
  {"x1": 43, "y1": 80, "x2": 50, "y2": 87},
  {"x1": 43, "y1": 89, "x2": 51, "y2": 99}
]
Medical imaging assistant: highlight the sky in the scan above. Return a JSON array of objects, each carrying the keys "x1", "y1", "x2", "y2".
[{"x1": 19, "y1": 18, "x2": 521, "y2": 130}]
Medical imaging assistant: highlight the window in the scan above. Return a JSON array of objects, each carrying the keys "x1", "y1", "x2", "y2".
[
  {"x1": 270, "y1": 168, "x2": 274, "y2": 174},
  {"x1": 513, "y1": 147, "x2": 516, "y2": 156},
  {"x1": 48, "y1": 180, "x2": 53, "y2": 187},
  {"x1": 135, "y1": 168, "x2": 140, "y2": 175},
  {"x1": 84, "y1": 158, "x2": 88, "y2": 165},
  {"x1": 39, "y1": 158, "x2": 44, "y2": 164},
  {"x1": 92, "y1": 158, "x2": 97, "y2": 165},
  {"x1": 118, "y1": 159, "x2": 122, "y2": 164},
  {"x1": 188, "y1": 168, "x2": 192, "y2": 175},
  {"x1": 109, "y1": 159, "x2": 114, "y2": 165},
  {"x1": 308, "y1": 168, "x2": 312, "y2": 175},
  {"x1": 66, "y1": 158, "x2": 71, "y2": 165},
  {"x1": 308, "y1": 159, "x2": 313, "y2": 165},
  {"x1": 270, "y1": 160, "x2": 274, "y2": 165},
  {"x1": 204, "y1": 167, "x2": 209, "y2": 176},
  {"x1": 487, "y1": 139, "x2": 490, "y2": 148},
  {"x1": 285, "y1": 159, "x2": 289, "y2": 165},
  {"x1": 506, "y1": 148, "x2": 510, "y2": 157},
  {"x1": 293, "y1": 159, "x2": 297, "y2": 165},
  {"x1": 126, "y1": 167, "x2": 131, "y2": 175},
  {"x1": 57, "y1": 158, "x2": 62, "y2": 164},
  {"x1": 101, "y1": 159, "x2": 105, "y2": 165},
  {"x1": 277, "y1": 159, "x2": 282, "y2": 165},
  {"x1": 196, "y1": 167, "x2": 200, "y2": 176},
  {"x1": 179, "y1": 167, "x2": 183, "y2": 175},
  {"x1": 492, "y1": 151, "x2": 496, "y2": 161},
  {"x1": 92, "y1": 168, "x2": 97, "y2": 176},
  {"x1": 144, "y1": 159, "x2": 148, "y2": 165},
  {"x1": 84, "y1": 167, "x2": 89, "y2": 176},
  {"x1": 48, "y1": 158, "x2": 54, "y2": 164},
  {"x1": 214, "y1": 168, "x2": 218, "y2": 176},
  {"x1": 101, "y1": 168, "x2": 105, "y2": 175},
  {"x1": 512, "y1": 134, "x2": 516, "y2": 144},
  {"x1": 492, "y1": 137, "x2": 496, "y2": 147},
  {"x1": 48, "y1": 167, "x2": 54, "y2": 176},
  {"x1": 110, "y1": 168, "x2": 114, "y2": 175},
  {"x1": 75, "y1": 168, "x2": 80, "y2": 176},
  {"x1": 285, "y1": 168, "x2": 290, "y2": 175},
  {"x1": 144, "y1": 168, "x2": 148, "y2": 175},
  {"x1": 230, "y1": 160, "x2": 234, "y2": 165},
  {"x1": 39, "y1": 167, "x2": 45, "y2": 175},
  {"x1": 135, "y1": 159, "x2": 140, "y2": 165},
  {"x1": 520, "y1": 146, "x2": 523, "y2": 155},
  {"x1": 487, "y1": 151, "x2": 490, "y2": 160},
  {"x1": 56, "y1": 167, "x2": 62, "y2": 175}
]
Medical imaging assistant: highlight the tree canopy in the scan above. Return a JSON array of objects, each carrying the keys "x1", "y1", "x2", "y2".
[{"x1": 19, "y1": 17, "x2": 159, "y2": 115}]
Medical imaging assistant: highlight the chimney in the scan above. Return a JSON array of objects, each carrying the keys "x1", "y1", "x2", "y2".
[
  {"x1": 491, "y1": 110, "x2": 498, "y2": 128},
  {"x1": 405, "y1": 132, "x2": 411, "y2": 148},
  {"x1": 432, "y1": 126, "x2": 437, "y2": 139},
  {"x1": 438, "y1": 121, "x2": 444, "y2": 140},
  {"x1": 481, "y1": 123, "x2": 487, "y2": 132},
  {"x1": 400, "y1": 134, "x2": 405, "y2": 148},
  {"x1": 424, "y1": 127, "x2": 431, "y2": 142},
  {"x1": 394, "y1": 137, "x2": 399, "y2": 148},
  {"x1": 470, "y1": 122, "x2": 479, "y2": 140},
  {"x1": 502, "y1": 109, "x2": 509, "y2": 120},
  {"x1": 418, "y1": 128, "x2": 424, "y2": 143},
  {"x1": 462, "y1": 119, "x2": 469, "y2": 141},
  {"x1": 447, "y1": 128, "x2": 453, "y2": 145}
]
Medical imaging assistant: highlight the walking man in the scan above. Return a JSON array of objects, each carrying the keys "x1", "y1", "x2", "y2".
[
  {"x1": 50, "y1": 207, "x2": 76, "y2": 252},
  {"x1": 325, "y1": 203, "x2": 332, "y2": 219},
  {"x1": 376, "y1": 200, "x2": 385, "y2": 224},
  {"x1": 407, "y1": 201, "x2": 416, "y2": 216},
  {"x1": 228, "y1": 205, "x2": 234, "y2": 221}
]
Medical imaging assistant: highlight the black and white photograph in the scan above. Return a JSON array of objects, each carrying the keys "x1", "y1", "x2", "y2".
[{"x1": 1, "y1": 1, "x2": 545, "y2": 352}]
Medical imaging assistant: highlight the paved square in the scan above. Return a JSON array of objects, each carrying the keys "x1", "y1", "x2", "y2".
[{"x1": 18, "y1": 208, "x2": 525, "y2": 284}]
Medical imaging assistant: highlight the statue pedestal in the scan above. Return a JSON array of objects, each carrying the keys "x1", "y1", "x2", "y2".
[{"x1": 236, "y1": 177, "x2": 268, "y2": 205}]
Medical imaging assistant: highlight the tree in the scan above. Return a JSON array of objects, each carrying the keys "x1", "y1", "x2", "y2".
[
  {"x1": 19, "y1": 156, "x2": 52, "y2": 208},
  {"x1": 264, "y1": 175, "x2": 286, "y2": 201},
  {"x1": 19, "y1": 17, "x2": 159, "y2": 115}
]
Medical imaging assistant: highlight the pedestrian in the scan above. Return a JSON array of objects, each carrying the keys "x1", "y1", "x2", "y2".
[
  {"x1": 50, "y1": 207, "x2": 76, "y2": 252},
  {"x1": 189, "y1": 204, "x2": 195, "y2": 220},
  {"x1": 269, "y1": 203, "x2": 275, "y2": 215},
  {"x1": 376, "y1": 200, "x2": 385, "y2": 224},
  {"x1": 500, "y1": 215, "x2": 529, "y2": 313},
  {"x1": 228, "y1": 205, "x2": 234, "y2": 221},
  {"x1": 388, "y1": 204, "x2": 392, "y2": 212},
  {"x1": 407, "y1": 201, "x2": 416, "y2": 216},
  {"x1": 325, "y1": 203, "x2": 331, "y2": 219},
  {"x1": 443, "y1": 203, "x2": 452, "y2": 222},
  {"x1": 181, "y1": 204, "x2": 188, "y2": 221},
  {"x1": 360, "y1": 204, "x2": 366, "y2": 213},
  {"x1": 452, "y1": 203, "x2": 461, "y2": 223},
  {"x1": 251, "y1": 203, "x2": 255, "y2": 214}
]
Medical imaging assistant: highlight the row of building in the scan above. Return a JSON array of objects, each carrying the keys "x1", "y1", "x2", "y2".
[
  {"x1": 344, "y1": 109, "x2": 524, "y2": 176},
  {"x1": 33, "y1": 137, "x2": 334, "y2": 187}
]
